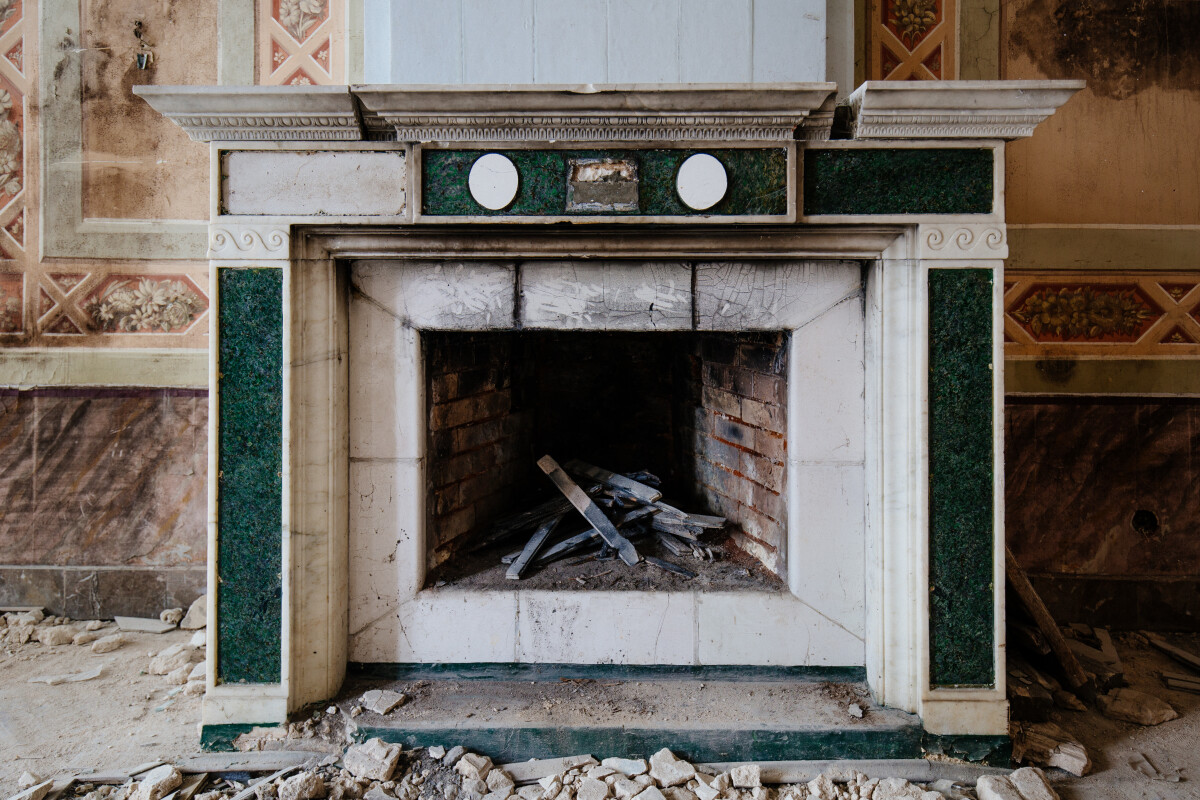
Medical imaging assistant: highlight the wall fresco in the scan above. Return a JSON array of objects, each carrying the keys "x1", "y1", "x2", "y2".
[
  {"x1": 867, "y1": 0, "x2": 956, "y2": 80},
  {"x1": 259, "y1": 0, "x2": 343, "y2": 85}
]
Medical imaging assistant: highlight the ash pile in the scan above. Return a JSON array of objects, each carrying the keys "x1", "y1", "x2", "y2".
[{"x1": 485, "y1": 457, "x2": 728, "y2": 582}]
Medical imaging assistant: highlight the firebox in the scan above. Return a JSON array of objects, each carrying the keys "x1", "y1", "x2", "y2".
[{"x1": 136, "y1": 80, "x2": 1084, "y2": 749}]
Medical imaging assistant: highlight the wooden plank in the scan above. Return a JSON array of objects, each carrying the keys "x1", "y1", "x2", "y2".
[
  {"x1": 656, "y1": 531, "x2": 689, "y2": 557},
  {"x1": 651, "y1": 515, "x2": 701, "y2": 541},
  {"x1": 176, "y1": 752, "x2": 325, "y2": 774},
  {"x1": 1145, "y1": 632, "x2": 1200, "y2": 674},
  {"x1": 506, "y1": 515, "x2": 564, "y2": 580},
  {"x1": 1005, "y1": 546, "x2": 1090, "y2": 692},
  {"x1": 644, "y1": 556, "x2": 697, "y2": 579},
  {"x1": 564, "y1": 460, "x2": 662, "y2": 504},
  {"x1": 653, "y1": 502, "x2": 725, "y2": 528},
  {"x1": 501, "y1": 755, "x2": 599, "y2": 784},
  {"x1": 538, "y1": 455, "x2": 640, "y2": 566}
]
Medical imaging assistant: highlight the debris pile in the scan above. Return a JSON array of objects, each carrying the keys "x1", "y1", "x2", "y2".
[
  {"x1": 4, "y1": 746, "x2": 1069, "y2": 800},
  {"x1": 484, "y1": 457, "x2": 728, "y2": 582},
  {"x1": 1005, "y1": 547, "x2": 1200, "y2": 777}
]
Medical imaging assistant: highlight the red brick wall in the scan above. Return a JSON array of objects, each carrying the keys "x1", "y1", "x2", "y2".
[
  {"x1": 425, "y1": 334, "x2": 527, "y2": 569},
  {"x1": 690, "y1": 334, "x2": 789, "y2": 575}
]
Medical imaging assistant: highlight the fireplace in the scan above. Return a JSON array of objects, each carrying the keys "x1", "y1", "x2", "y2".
[{"x1": 137, "y1": 80, "x2": 1083, "y2": 748}]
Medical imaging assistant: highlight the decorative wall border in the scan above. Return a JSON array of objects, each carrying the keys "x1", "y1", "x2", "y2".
[
  {"x1": 1005, "y1": 272, "x2": 1200, "y2": 356},
  {"x1": 867, "y1": 0, "x2": 957, "y2": 80}
]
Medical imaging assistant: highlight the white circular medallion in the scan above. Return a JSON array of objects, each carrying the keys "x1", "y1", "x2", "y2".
[
  {"x1": 675, "y1": 153, "x2": 728, "y2": 211},
  {"x1": 468, "y1": 153, "x2": 519, "y2": 211}
]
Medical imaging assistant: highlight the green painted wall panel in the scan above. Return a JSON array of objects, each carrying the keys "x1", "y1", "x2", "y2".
[
  {"x1": 217, "y1": 267, "x2": 284, "y2": 685},
  {"x1": 928, "y1": 268, "x2": 996, "y2": 687}
]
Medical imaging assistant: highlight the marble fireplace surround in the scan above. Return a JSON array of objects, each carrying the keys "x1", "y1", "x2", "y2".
[{"x1": 135, "y1": 81, "x2": 1084, "y2": 743}]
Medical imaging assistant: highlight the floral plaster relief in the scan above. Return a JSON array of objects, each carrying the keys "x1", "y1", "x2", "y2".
[
  {"x1": 84, "y1": 276, "x2": 208, "y2": 334},
  {"x1": 79, "y1": 0, "x2": 216, "y2": 221}
]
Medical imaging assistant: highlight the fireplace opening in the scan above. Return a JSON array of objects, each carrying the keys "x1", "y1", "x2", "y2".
[{"x1": 423, "y1": 330, "x2": 790, "y2": 592}]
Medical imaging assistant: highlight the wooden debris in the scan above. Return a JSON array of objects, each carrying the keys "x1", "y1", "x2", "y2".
[
  {"x1": 507, "y1": 515, "x2": 564, "y2": 580},
  {"x1": 656, "y1": 532, "x2": 690, "y2": 557},
  {"x1": 1010, "y1": 622, "x2": 1052, "y2": 657},
  {"x1": 1011, "y1": 721, "x2": 1091, "y2": 776},
  {"x1": 564, "y1": 460, "x2": 663, "y2": 504},
  {"x1": 1162, "y1": 671, "x2": 1200, "y2": 694},
  {"x1": 176, "y1": 752, "x2": 324, "y2": 774},
  {"x1": 1005, "y1": 547, "x2": 1090, "y2": 693},
  {"x1": 537, "y1": 455, "x2": 640, "y2": 566},
  {"x1": 644, "y1": 556, "x2": 698, "y2": 579},
  {"x1": 1144, "y1": 632, "x2": 1200, "y2": 674},
  {"x1": 1066, "y1": 638, "x2": 1122, "y2": 691}
]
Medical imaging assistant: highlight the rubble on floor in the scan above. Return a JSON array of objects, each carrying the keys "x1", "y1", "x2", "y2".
[
  {"x1": 3, "y1": 745, "x2": 1068, "y2": 800},
  {"x1": 0, "y1": 601, "x2": 208, "y2": 698}
]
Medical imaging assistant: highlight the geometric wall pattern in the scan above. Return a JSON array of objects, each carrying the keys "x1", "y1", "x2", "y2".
[
  {"x1": 867, "y1": 0, "x2": 956, "y2": 80},
  {"x1": 258, "y1": 0, "x2": 344, "y2": 85},
  {"x1": 1005, "y1": 273, "x2": 1200, "y2": 356}
]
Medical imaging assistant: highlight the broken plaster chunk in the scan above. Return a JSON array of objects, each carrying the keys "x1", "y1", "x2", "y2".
[
  {"x1": 37, "y1": 626, "x2": 76, "y2": 646},
  {"x1": 730, "y1": 767, "x2": 760, "y2": 790},
  {"x1": 1097, "y1": 688, "x2": 1179, "y2": 726},
  {"x1": 463, "y1": 779, "x2": 489, "y2": 797},
  {"x1": 630, "y1": 788, "x2": 665, "y2": 800},
  {"x1": 361, "y1": 689, "x2": 409, "y2": 716},
  {"x1": 10, "y1": 780, "x2": 54, "y2": 800},
  {"x1": 132, "y1": 765, "x2": 182, "y2": 800},
  {"x1": 165, "y1": 664, "x2": 192, "y2": 685},
  {"x1": 648, "y1": 750, "x2": 695, "y2": 789},
  {"x1": 610, "y1": 779, "x2": 640, "y2": 800},
  {"x1": 870, "y1": 778, "x2": 926, "y2": 800},
  {"x1": 114, "y1": 616, "x2": 176, "y2": 634},
  {"x1": 180, "y1": 596, "x2": 207, "y2": 630},
  {"x1": 91, "y1": 633, "x2": 124, "y2": 654},
  {"x1": 482, "y1": 791, "x2": 513, "y2": 800},
  {"x1": 73, "y1": 630, "x2": 102, "y2": 646},
  {"x1": 160, "y1": 608, "x2": 184, "y2": 626},
  {"x1": 693, "y1": 784, "x2": 719, "y2": 800},
  {"x1": 601, "y1": 760, "x2": 648, "y2": 778},
  {"x1": 487, "y1": 771, "x2": 515, "y2": 794},
  {"x1": 457, "y1": 754, "x2": 494, "y2": 782},
  {"x1": 575, "y1": 779, "x2": 609, "y2": 800},
  {"x1": 1006, "y1": 768, "x2": 1059, "y2": 800},
  {"x1": 708, "y1": 775, "x2": 730, "y2": 794},
  {"x1": 344, "y1": 737, "x2": 403, "y2": 781},
  {"x1": 974, "y1": 777, "x2": 1022, "y2": 800},
  {"x1": 149, "y1": 643, "x2": 203, "y2": 675},
  {"x1": 85, "y1": 619, "x2": 105, "y2": 631},
  {"x1": 517, "y1": 788, "x2": 542, "y2": 800},
  {"x1": 587, "y1": 767, "x2": 616, "y2": 781},
  {"x1": 662, "y1": 789, "x2": 696, "y2": 800},
  {"x1": 429, "y1": 746, "x2": 447, "y2": 760},
  {"x1": 279, "y1": 773, "x2": 326, "y2": 800}
]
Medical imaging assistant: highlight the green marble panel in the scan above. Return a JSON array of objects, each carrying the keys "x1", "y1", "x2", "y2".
[
  {"x1": 217, "y1": 267, "x2": 283, "y2": 685},
  {"x1": 928, "y1": 268, "x2": 996, "y2": 687},
  {"x1": 803, "y1": 148, "x2": 993, "y2": 215},
  {"x1": 422, "y1": 149, "x2": 788, "y2": 216}
]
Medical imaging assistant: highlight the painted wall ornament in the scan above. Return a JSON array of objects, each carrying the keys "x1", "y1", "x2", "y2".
[{"x1": 88, "y1": 278, "x2": 208, "y2": 333}]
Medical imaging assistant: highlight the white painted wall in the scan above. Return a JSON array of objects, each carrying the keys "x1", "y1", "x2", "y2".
[{"x1": 363, "y1": 0, "x2": 839, "y2": 85}]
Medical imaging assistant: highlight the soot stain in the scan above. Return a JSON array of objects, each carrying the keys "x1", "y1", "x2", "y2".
[{"x1": 1010, "y1": 0, "x2": 1200, "y2": 99}]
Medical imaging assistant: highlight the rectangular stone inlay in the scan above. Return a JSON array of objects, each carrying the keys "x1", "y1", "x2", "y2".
[
  {"x1": 217, "y1": 268, "x2": 283, "y2": 684},
  {"x1": 803, "y1": 149, "x2": 993, "y2": 216},
  {"x1": 928, "y1": 268, "x2": 995, "y2": 687},
  {"x1": 422, "y1": 149, "x2": 788, "y2": 217}
]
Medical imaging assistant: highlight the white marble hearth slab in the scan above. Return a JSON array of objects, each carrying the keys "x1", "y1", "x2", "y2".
[
  {"x1": 516, "y1": 590, "x2": 695, "y2": 664},
  {"x1": 697, "y1": 592, "x2": 864, "y2": 666},
  {"x1": 353, "y1": 260, "x2": 517, "y2": 330},
  {"x1": 694, "y1": 261, "x2": 862, "y2": 331},
  {"x1": 520, "y1": 262, "x2": 693, "y2": 330}
]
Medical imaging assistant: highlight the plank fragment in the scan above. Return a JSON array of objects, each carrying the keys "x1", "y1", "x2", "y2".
[
  {"x1": 1005, "y1": 547, "x2": 1090, "y2": 692},
  {"x1": 538, "y1": 455, "x2": 640, "y2": 566},
  {"x1": 564, "y1": 460, "x2": 662, "y2": 504},
  {"x1": 506, "y1": 515, "x2": 564, "y2": 580}
]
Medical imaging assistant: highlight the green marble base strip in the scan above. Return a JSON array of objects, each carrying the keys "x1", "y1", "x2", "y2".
[
  {"x1": 350, "y1": 663, "x2": 865, "y2": 683},
  {"x1": 217, "y1": 268, "x2": 284, "y2": 684},
  {"x1": 921, "y1": 733, "x2": 1012, "y2": 767},
  {"x1": 927, "y1": 269, "x2": 996, "y2": 687},
  {"x1": 201, "y1": 723, "x2": 272, "y2": 752},
  {"x1": 352, "y1": 726, "x2": 925, "y2": 764},
  {"x1": 422, "y1": 149, "x2": 788, "y2": 217},
  {"x1": 803, "y1": 149, "x2": 993, "y2": 216}
]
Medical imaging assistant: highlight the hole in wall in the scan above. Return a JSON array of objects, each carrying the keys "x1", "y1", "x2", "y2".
[{"x1": 1131, "y1": 509, "x2": 1161, "y2": 538}]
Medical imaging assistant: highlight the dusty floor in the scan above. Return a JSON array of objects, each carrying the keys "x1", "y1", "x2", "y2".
[
  {"x1": 0, "y1": 626, "x2": 202, "y2": 790},
  {"x1": 3, "y1": 628, "x2": 1200, "y2": 800}
]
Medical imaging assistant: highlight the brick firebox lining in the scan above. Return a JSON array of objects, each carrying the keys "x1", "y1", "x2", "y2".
[{"x1": 424, "y1": 331, "x2": 788, "y2": 577}]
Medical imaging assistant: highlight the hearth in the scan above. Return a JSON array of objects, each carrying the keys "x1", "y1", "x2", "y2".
[{"x1": 136, "y1": 80, "x2": 1084, "y2": 749}]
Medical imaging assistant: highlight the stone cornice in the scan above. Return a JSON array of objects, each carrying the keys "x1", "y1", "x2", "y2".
[
  {"x1": 846, "y1": 80, "x2": 1085, "y2": 140},
  {"x1": 133, "y1": 86, "x2": 362, "y2": 142},
  {"x1": 136, "y1": 83, "x2": 839, "y2": 143}
]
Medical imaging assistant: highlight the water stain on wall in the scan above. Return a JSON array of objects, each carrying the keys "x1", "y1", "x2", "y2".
[{"x1": 1009, "y1": 0, "x2": 1200, "y2": 99}]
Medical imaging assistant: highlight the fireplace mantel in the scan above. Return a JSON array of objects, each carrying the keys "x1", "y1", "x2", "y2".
[{"x1": 136, "y1": 81, "x2": 1082, "y2": 756}]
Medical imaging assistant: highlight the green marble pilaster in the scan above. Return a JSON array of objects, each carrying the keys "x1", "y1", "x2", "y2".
[
  {"x1": 927, "y1": 268, "x2": 996, "y2": 687},
  {"x1": 216, "y1": 267, "x2": 284, "y2": 685}
]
